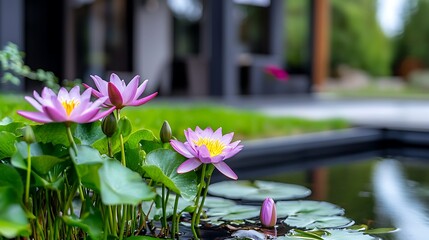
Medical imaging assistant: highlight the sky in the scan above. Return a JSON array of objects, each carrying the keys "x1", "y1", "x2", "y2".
[{"x1": 376, "y1": 0, "x2": 407, "y2": 36}]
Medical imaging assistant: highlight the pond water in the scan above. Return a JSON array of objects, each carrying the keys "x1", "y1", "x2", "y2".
[{"x1": 258, "y1": 157, "x2": 429, "y2": 240}]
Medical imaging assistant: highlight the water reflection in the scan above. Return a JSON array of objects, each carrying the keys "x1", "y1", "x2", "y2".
[
  {"x1": 260, "y1": 157, "x2": 429, "y2": 240},
  {"x1": 373, "y1": 159, "x2": 429, "y2": 240}
]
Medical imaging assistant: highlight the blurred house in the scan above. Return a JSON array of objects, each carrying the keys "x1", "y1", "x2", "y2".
[{"x1": 0, "y1": 0, "x2": 329, "y2": 97}]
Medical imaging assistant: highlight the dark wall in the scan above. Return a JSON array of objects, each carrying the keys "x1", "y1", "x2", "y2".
[{"x1": 24, "y1": 0, "x2": 64, "y2": 91}]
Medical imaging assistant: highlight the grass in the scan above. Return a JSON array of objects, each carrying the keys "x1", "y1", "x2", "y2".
[{"x1": 1, "y1": 94, "x2": 349, "y2": 140}]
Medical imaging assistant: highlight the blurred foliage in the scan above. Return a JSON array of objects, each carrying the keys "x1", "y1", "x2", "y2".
[
  {"x1": 330, "y1": 0, "x2": 392, "y2": 76},
  {"x1": 284, "y1": 0, "x2": 393, "y2": 76},
  {"x1": 394, "y1": 0, "x2": 429, "y2": 71},
  {"x1": 3, "y1": 94, "x2": 349, "y2": 141},
  {"x1": 284, "y1": 0, "x2": 310, "y2": 74},
  {"x1": 0, "y1": 42, "x2": 59, "y2": 90}
]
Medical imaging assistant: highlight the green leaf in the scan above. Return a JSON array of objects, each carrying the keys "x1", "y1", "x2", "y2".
[
  {"x1": 276, "y1": 201, "x2": 345, "y2": 218},
  {"x1": 203, "y1": 196, "x2": 237, "y2": 208},
  {"x1": 142, "y1": 149, "x2": 197, "y2": 201},
  {"x1": 0, "y1": 187, "x2": 30, "y2": 238},
  {"x1": 0, "y1": 164, "x2": 24, "y2": 198},
  {"x1": 99, "y1": 158, "x2": 155, "y2": 205},
  {"x1": 124, "y1": 145, "x2": 146, "y2": 176},
  {"x1": 12, "y1": 141, "x2": 67, "y2": 175},
  {"x1": 74, "y1": 121, "x2": 104, "y2": 145},
  {"x1": 0, "y1": 121, "x2": 24, "y2": 135},
  {"x1": 62, "y1": 204, "x2": 103, "y2": 240},
  {"x1": 127, "y1": 129, "x2": 156, "y2": 148},
  {"x1": 33, "y1": 123, "x2": 69, "y2": 146},
  {"x1": 364, "y1": 228, "x2": 397, "y2": 234},
  {"x1": 70, "y1": 145, "x2": 103, "y2": 191},
  {"x1": 206, "y1": 205, "x2": 260, "y2": 221},
  {"x1": 284, "y1": 215, "x2": 354, "y2": 229},
  {"x1": 0, "y1": 131, "x2": 17, "y2": 159},
  {"x1": 208, "y1": 180, "x2": 311, "y2": 201}
]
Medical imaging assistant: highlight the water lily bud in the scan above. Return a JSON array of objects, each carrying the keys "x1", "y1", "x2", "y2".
[
  {"x1": 23, "y1": 125, "x2": 35, "y2": 144},
  {"x1": 160, "y1": 121, "x2": 172, "y2": 143},
  {"x1": 260, "y1": 197, "x2": 277, "y2": 228},
  {"x1": 102, "y1": 113, "x2": 117, "y2": 137}
]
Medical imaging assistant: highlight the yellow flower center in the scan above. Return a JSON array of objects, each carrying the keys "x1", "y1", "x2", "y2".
[
  {"x1": 194, "y1": 137, "x2": 225, "y2": 157},
  {"x1": 61, "y1": 98, "x2": 80, "y2": 116}
]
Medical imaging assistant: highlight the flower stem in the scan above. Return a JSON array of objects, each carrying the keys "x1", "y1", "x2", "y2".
[
  {"x1": 115, "y1": 110, "x2": 127, "y2": 166},
  {"x1": 65, "y1": 125, "x2": 78, "y2": 155},
  {"x1": 195, "y1": 165, "x2": 214, "y2": 225},
  {"x1": 25, "y1": 143, "x2": 32, "y2": 205},
  {"x1": 171, "y1": 194, "x2": 180, "y2": 239},
  {"x1": 119, "y1": 205, "x2": 128, "y2": 240},
  {"x1": 191, "y1": 164, "x2": 207, "y2": 239}
]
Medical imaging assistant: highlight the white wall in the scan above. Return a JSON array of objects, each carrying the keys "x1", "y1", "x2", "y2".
[{"x1": 134, "y1": 0, "x2": 172, "y2": 93}]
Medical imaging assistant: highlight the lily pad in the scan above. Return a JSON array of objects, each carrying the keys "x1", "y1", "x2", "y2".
[
  {"x1": 284, "y1": 215, "x2": 354, "y2": 229},
  {"x1": 208, "y1": 180, "x2": 311, "y2": 201},
  {"x1": 203, "y1": 196, "x2": 237, "y2": 208},
  {"x1": 206, "y1": 205, "x2": 260, "y2": 221},
  {"x1": 277, "y1": 201, "x2": 345, "y2": 218},
  {"x1": 280, "y1": 229, "x2": 377, "y2": 240}
]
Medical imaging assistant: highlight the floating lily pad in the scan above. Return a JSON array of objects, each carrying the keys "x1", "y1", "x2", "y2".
[
  {"x1": 203, "y1": 196, "x2": 237, "y2": 208},
  {"x1": 284, "y1": 215, "x2": 354, "y2": 229},
  {"x1": 208, "y1": 180, "x2": 311, "y2": 201},
  {"x1": 206, "y1": 205, "x2": 260, "y2": 221},
  {"x1": 279, "y1": 229, "x2": 377, "y2": 240},
  {"x1": 277, "y1": 200, "x2": 345, "y2": 218}
]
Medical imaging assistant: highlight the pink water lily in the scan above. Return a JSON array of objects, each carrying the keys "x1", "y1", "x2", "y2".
[
  {"x1": 17, "y1": 86, "x2": 115, "y2": 124},
  {"x1": 170, "y1": 127, "x2": 243, "y2": 180},
  {"x1": 264, "y1": 65, "x2": 289, "y2": 81},
  {"x1": 84, "y1": 73, "x2": 158, "y2": 109},
  {"x1": 260, "y1": 197, "x2": 277, "y2": 228}
]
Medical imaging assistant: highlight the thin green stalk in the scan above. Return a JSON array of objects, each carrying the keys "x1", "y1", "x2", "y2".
[
  {"x1": 65, "y1": 125, "x2": 78, "y2": 155},
  {"x1": 196, "y1": 165, "x2": 214, "y2": 225},
  {"x1": 115, "y1": 110, "x2": 127, "y2": 166},
  {"x1": 191, "y1": 164, "x2": 207, "y2": 239},
  {"x1": 161, "y1": 185, "x2": 167, "y2": 229},
  {"x1": 171, "y1": 194, "x2": 180, "y2": 239},
  {"x1": 109, "y1": 205, "x2": 117, "y2": 236},
  {"x1": 119, "y1": 205, "x2": 128, "y2": 240},
  {"x1": 25, "y1": 143, "x2": 32, "y2": 205}
]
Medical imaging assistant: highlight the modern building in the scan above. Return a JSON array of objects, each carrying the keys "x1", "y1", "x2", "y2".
[{"x1": 0, "y1": 0, "x2": 329, "y2": 97}]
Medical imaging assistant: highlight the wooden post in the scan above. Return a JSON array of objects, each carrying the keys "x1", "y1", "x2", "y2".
[{"x1": 311, "y1": 0, "x2": 330, "y2": 91}]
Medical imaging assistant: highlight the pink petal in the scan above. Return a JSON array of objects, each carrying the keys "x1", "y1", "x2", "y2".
[
  {"x1": 123, "y1": 75, "x2": 139, "y2": 104},
  {"x1": 42, "y1": 106, "x2": 67, "y2": 122},
  {"x1": 74, "y1": 108, "x2": 99, "y2": 123},
  {"x1": 185, "y1": 128, "x2": 199, "y2": 143},
  {"x1": 170, "y1": 140, "x2": 195, "y2": 158},
  {"x1": 17, "y1": 111, "x2": 52, "y2": 123},
  {"x1": 24, "y1": 96, "x2": 43, "y2": 112},
  {"x1": 91, "y1": 75, "x2": 109, "y2": 96},
  {"x1": 108, "y1": 82, "x2": 123, "y2": 108},
  {"x1": 177, "y1": 158, "x2": 202, "y2": 173},
  {"x1": 213, "y1": 162, "x2": 238, "y2": 180},
  {"x1": 220, "y1": 132, "x2": 234, "y2": 145},
  {"x1": 195, "y1": 145, "x2": 212, "y2": 163},
  {"x1": 58, "y1": 88, "x2": 70, "y2": 100},
  {"x1": 87, "y1": 107, "x2": 115, "y2": 122},
  {"x1": 224, "y1": 144, "x2": 244, "y2": 159},
  {"x1": 128, "y1": 92, "x2": 158, "y2": 106},
  {"x1": 69, "y1": 86, "x2": 81, "y2": 99},
  {"x1": 133, "y1": 79, "x2": 148, "y2": 100},
  {"x1": 212, "y1": 127, "x2": 223, "y2": 139},
  {"x1": 80, "y1": 87, "x2": 92, "y2": 101},
  {"x1": 109, "y1": 73, "x2": 125, "y2": 91}
]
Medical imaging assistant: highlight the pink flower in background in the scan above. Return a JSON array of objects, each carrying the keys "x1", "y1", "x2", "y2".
[
  {"x1": 17, "y1": 86, "x2": 114, "y2": 124},
  {"x1": 84, "y1": 73, "x2": 158, "y2": 110},
  {"x1": 170, "y1": 127, "x2": 243, "y2": 180},
  {"x1": 260, "y1": 197, "x2": 277, "y2": 228},
  {"x1": 264, "y1": 65, "x2": 289, "y2": 82}
]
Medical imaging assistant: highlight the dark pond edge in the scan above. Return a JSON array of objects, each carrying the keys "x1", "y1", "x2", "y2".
[{"x1": 217, "y1": 126, "x2": 429, "y2": 181}]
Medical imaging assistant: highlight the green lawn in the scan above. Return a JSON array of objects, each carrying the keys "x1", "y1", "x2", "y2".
[{"x1": 1, "y1": 94, "x2": 349, "y2": 140}]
